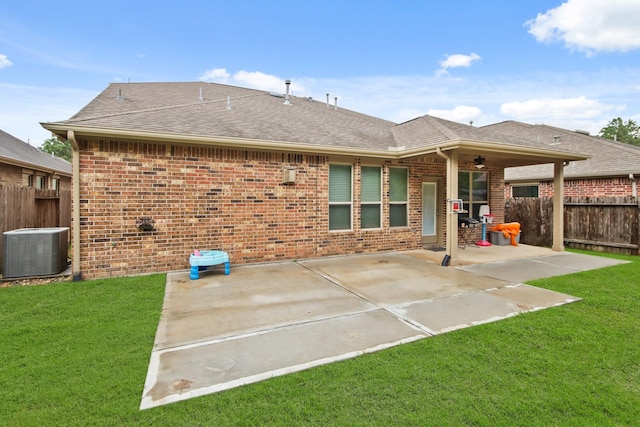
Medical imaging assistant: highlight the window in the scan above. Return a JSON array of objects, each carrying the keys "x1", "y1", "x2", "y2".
[
  {"x1": 458, "y1": 171, "x2": 488, "y2": 219},
  {"x1": 36, "y1": 175, "x2": 45, "y2": 189},
  {"x1": 361, "y1": 166, "x2": 381, "y2": 229},
  {"x1": 389, "y1": 167, "x2": 408, "y2": 227},
  {"x1": 51, "y1": 178, "x2": 59, "y2": 191},
  {"x1": 329, "y1": 164, "x2": 352, "y2": 231},
  {"x1": 22, "y1": 172, "x2": 33, "y2": 187},
  {"x1": 512, "y1": 185, "x2": 539, "y2": 197}
]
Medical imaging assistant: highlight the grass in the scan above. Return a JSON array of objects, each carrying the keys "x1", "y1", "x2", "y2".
[{"x1": 1, "y1": 251, "x2": 639, "y2": 426}]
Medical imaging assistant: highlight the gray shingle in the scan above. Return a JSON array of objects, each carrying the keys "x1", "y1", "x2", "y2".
[
  {"x1": 45, "y1": 82, "x2": 590, "y2": 162},
  {"x1": 61, "y1": 82, "x2": 397, "y2": 150},
  {"x1": 0, "y1": 129, "x2": 71, "y2": 175},
  {"x1": 484, "y1": 121, "x2": 640, "y2": 180}
]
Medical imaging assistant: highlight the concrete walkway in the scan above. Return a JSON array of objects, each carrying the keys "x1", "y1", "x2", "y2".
[{"x1": 140, "y1": 248, "x2": 625, "y2": 409}]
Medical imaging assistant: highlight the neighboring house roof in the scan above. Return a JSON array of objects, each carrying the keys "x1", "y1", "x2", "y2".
[
  {"x1": 42, "y1": 82, "x2": 588, "y2": 166},
  {"x1": 483, "y1": 121, "x2": 640, "y2": 181},
  {"x1": 0, "y1": 129, "x2": 72, "y2": 176}
]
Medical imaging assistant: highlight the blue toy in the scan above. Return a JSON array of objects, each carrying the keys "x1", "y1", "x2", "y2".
[{"x1": 189, "y1": 250, "x2": 230, "y2": 280}]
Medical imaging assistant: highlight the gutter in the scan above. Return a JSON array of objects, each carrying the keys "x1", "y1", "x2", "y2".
[
  {"x1": 42, "y1": 123, "x2": 589, "y2": 163},
  {"x1": 435, "y1": 146, "x2": 449, "y2": 161},
  {"x1": 66, "y1": 130, "x2": 82, "y2": 281},
  {"x1": 42, "y1": 123, "x2": 397, "y2": 159}
]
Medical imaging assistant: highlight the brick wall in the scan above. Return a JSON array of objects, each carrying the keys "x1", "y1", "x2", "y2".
[
  {"x1": 506, "y1": 176, "x2": 635, "y2": 198},
  {"x1": 76, "y1": 138, "x2": 507, "y2": 278}
]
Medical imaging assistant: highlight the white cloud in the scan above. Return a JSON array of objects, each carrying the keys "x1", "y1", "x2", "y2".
[
  {"x1": 232, "y1": 70, "x2": 287, "y2": 93},
  {"x1": 526, "y1": 0, "x2": 640, "y2": 54},
  {"x1": 436, "y1": 53, "x2": 480, "y2": 76},
  {"x1": 440, "y1": 53, "x2": 481, "y2": 69},
  {"x1": 501, "y1": 96, "x2": 614, "y2": 120},
  {"x1": 0, "y1": 54, "x2": 13, "y2": 69},
  {"x1": 200, "y1": 68, "x2": 307, "y2": 95},
  {"x1": 427, "y1": 105, "x2": 483, "y2": 125},
  {"x1": 199, "y1": 67, "x2": 230, "y2": 82},
  {"x1": 197, "y1": 67, "x2": 630, "y2": 135}
]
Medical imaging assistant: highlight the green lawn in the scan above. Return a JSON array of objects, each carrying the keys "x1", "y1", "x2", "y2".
[{"x1": 1, "y1": 252, "x2": 639, "y2": 426}]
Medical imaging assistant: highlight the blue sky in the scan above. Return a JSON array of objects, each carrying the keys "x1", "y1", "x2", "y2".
[{"x1": 1, "y1": 0, "x2": 639, "y2": 146}]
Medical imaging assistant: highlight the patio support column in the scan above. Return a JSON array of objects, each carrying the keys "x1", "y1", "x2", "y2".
[
  {"x1": 552, "y1": 160, "x2": 565, "y2": 252},
  {"x1": 443, "y1": 149, "x2": 459, "y2": 264}
]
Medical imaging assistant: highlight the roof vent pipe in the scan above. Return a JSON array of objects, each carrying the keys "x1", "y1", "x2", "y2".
[
  {"x1": 334, "y1": 97, "x2": 338, "y2": 111},
  {"x1": 326, "y1": 93, "x2": 330, "y2": 109},
  {"x1": 199, "y1": 87, "x2": 203, "y2": 100},
  {"x1": 226, "y1": 96, "x2": 232, "y2": 110},
  {"x1": 116, "y1": 89, "x2": 124, "y2": 101},
  {"x1": 284, "y1": 80, "x2": 291, "y2": 105}
]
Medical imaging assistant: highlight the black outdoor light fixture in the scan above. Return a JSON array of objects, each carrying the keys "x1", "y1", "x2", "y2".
[{"x1": 474, "y1": 156, "x2": 486, "y2": 169}]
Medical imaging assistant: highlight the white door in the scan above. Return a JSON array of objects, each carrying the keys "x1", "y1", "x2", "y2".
[{"x1": 422, "y1": 182, "x2": 438, "y2": 244}]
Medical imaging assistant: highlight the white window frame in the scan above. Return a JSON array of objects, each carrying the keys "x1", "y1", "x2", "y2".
[
  {"x1": 22, "y1": 171, "x2": 33, "y2": 187},
  {"x1": 389, "y1": 166, "x2": 409, "y2": 228},
  {"x1": 35, "y1": 174, "x2": 46, "y2": 189},
  {"x1": 458, "y1": 170, "x2": 489, "y2": 220},
  {"x1": 360, "y1": 165, "x2": 382, "y2": 230},
  {"x1": 329, "y1": 163, "x2": 353, "y2": 231},
  {"x1": 511, "y1": 183, "x2": 539, "y2": 198}
]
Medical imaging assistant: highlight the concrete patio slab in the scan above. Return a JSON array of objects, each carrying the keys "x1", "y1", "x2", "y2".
[
  {"x1": 153, "y1": 262, "x2": 376, "y2": 350},
  {"x1": 535, "y1": 252, "x2": 626, "y2": 271},
  {"x1": 398, "y1": 283, "x2": 579, "y2": 334},
  {"x1": 457, "y1": 251, "x2": 626, "y2": 283},
  {"x1": 140, "y1": 249, "x2": 622, "y2": 410},
  {"x1": 142, "y1": 309, "x2": 425, "y2": 408},
  {"x1": 299, "y1": 252, "x2": 510, "y2": 305}
]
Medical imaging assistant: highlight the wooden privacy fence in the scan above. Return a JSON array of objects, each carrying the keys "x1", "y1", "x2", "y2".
[
  {"x1": 0, "y1": 184, "x2": 71, "y2": 274},
  {"x1": 505, "y1": 196, "x2": 640, "y2": 255}
]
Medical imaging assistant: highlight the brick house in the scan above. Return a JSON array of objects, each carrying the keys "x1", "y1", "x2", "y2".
[
  {"x1": 0, "y1": 129, "x2": 71, "y2": 191},
  {"x1": 41, "y1": 82, "x2": 587, "y2": 280},
  {"x1": 483, "y1": 121, "x2": 640, "y2": 198}
]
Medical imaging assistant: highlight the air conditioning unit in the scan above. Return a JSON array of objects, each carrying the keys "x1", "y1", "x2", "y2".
[
  {"x1": 3, "y1": 227, "x2": 69, "y2": 278},
  {"x1": 282, "y1": 167, "x2": 296, "y2": 184}
]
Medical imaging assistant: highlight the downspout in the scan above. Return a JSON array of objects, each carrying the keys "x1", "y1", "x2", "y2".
[
  {"x1": 630, "y1": 174, "x2": 637, "y2": 197},
  {"x1": 67, "y1": 130, "x2": 82, "y2": 281},
  {"x1": 436, "y1": 147, "x2": 458, "y2": 266}
]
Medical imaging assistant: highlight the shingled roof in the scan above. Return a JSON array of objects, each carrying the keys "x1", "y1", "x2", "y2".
[
  {"x1": 53, "y1": 82, "x2": 396, "y2": 150},
  {"x1": 0, "y1": 129, "x2": 71, "y2": 175},
  {"x1": 392, "y1": 114, "x2": 562, "y2": 151},
  {"x1": 42, "y1": 82, "x2": 587, "y2": 165},
  {"x1": 484, "y1": 121, "x2": 640, "y2": 181}
]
